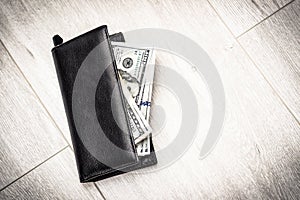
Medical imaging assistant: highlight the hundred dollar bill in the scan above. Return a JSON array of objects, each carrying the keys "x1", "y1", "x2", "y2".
[
  {"x1": 120, "y1": 78, "x2": 152, "y2": 144},
  {"x1": 113, "y1": 43, "x2": 155, "y2": 156},
  {"x1": 136, "y1": 56, "x2": 155, "y2": 156},
  {"x1": 137, "y1": 51, "x2": 155, "y2": 156}
]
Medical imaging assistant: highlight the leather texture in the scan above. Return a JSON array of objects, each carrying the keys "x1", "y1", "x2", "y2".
[{"x1": 52, "y1": 25, "x2": 156, "y2": 182}]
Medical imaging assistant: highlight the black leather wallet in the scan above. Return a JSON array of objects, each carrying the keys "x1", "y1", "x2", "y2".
[{"x1": 51, "y1": 25, "x2": 157, "y2": 182}]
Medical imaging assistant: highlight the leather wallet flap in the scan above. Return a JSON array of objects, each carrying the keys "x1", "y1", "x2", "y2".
[{"x1": 52, "y1": 26, "x2": 138, "y2": 182}]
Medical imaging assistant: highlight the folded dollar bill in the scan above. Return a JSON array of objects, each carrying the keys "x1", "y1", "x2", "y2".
[
  {"x1": 120, "y1": 79, "x2": 152, "y2": 144},
  {"x1": 113, "y1": 43, "x2": 156, "y2": 156}
]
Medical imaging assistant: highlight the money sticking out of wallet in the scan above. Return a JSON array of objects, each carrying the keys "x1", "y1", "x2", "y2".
[
  {"x1": 51, "y1": 25, "x2": 157, "y2": 182},
  {"x1": 113, "y1": 44, "x2": 156, "y2": 156}
]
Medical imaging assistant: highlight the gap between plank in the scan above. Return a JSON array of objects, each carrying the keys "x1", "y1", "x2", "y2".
[
  {"x1": 206, "y1": 0, "x2": 300, "y2": 125},
  {"x1": 94, "y1": 183, "x2": 107, "y2": 200},
  {"x1": 0, "y1": 146, "x2": 69, "y2": 192},
  {"x1": 236, "y1": 0, "x2": 296, "y2": 39},
  {"x1": 0, "y1": 39, "x2": 71, "y2": 147}
]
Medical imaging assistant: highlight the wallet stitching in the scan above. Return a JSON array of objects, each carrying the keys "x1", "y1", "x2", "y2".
[{"x1": 84, "y1": 159, "x2": 139, "y2": 182}]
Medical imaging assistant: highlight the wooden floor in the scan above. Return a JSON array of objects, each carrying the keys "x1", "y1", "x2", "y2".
[{"x1": 0, "y1": 0, "x2": 299, "y2": 199}]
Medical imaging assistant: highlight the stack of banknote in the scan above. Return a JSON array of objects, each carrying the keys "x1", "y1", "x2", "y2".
[{"x1": 112, "y1": 43, "x2": 155, "y2": 156}]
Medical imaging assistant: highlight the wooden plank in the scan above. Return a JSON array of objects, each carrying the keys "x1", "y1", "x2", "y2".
[
  {"x1": 0, "y1": 0, "x2": 299, "y2": 199},
  {"x1": 0, "y1": 148, "x2": 104, "y2": 200},
  {"x1": 239, "y1": 0, "x2": 300, "y2": 121},
  {"x1": 0, "y1": 42, "x2": 67, "y2": 189},
  {"x1": 208, "y1": 0, "x2": 292, "y2": 36}
]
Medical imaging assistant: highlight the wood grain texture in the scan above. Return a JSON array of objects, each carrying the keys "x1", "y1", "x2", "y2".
[
  {"x1": 0, "y1": 148, "x2": 104, "y2": 200},
  {"x1": 0, "y1": 42, "x2": 67, "y2": 189},
  {"x1": 208, "y1": 0, "x2": 292, "y2": 36},
  {"x1": 239, "y1": 0, "x2": 300, "y2": 122},
  {"x1": 0, "y1": 0, "x2": 299, "y2": 199}
]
